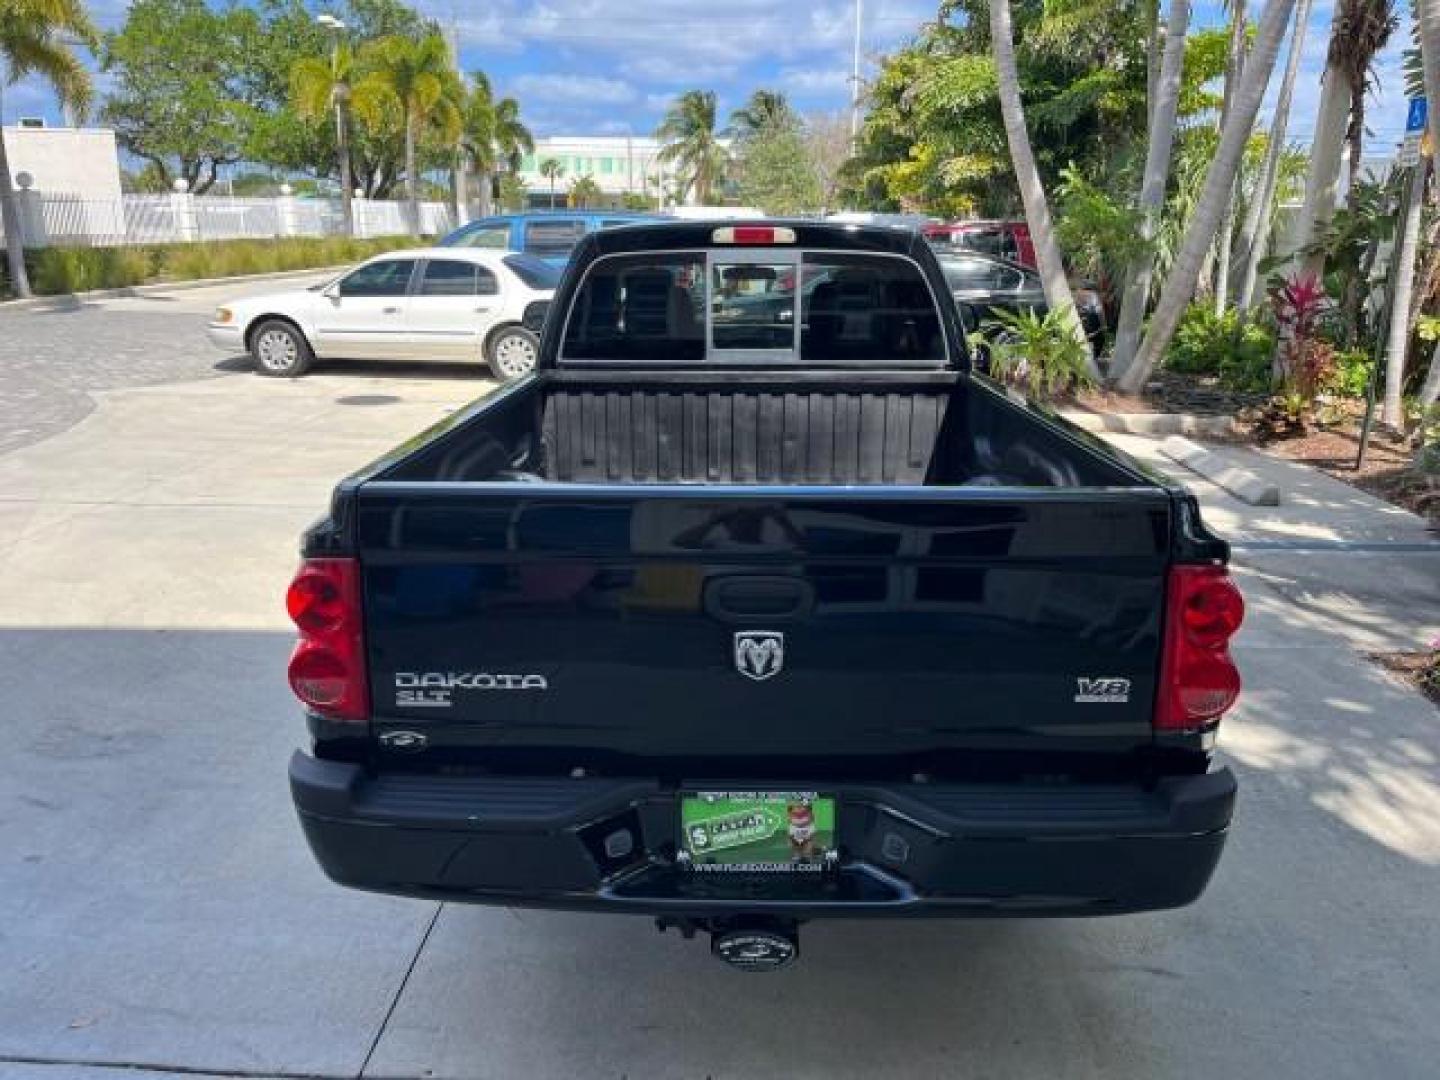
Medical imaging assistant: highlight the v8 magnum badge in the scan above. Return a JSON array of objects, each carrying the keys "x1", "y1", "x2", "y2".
[
  {"x1": 1074, "y1": 677, "x2": 1131, "y2": 703},
  {"x1": 734, "y1": 632, "x2": 784, "y2": 681}
]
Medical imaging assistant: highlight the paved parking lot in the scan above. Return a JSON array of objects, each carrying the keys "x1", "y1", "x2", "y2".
[{"x1": 2, "y1": 282, "x2": 1439, "y2": 1079}]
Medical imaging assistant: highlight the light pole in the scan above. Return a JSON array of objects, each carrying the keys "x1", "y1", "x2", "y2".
[
  {"x1": 850, "y1": 0, "x2": 863, "y2": 149},
  {"x1": 316, "y1": 13, "x2": 353, "y2": 237}
]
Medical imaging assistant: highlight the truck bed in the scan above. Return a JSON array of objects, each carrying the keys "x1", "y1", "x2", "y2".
[{"x1": 378, "y1": 369, "x2": 1150, "y2": 489}]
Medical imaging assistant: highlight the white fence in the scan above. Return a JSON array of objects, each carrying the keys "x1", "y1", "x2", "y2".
[{"x1": 1, "y1": 189, "x2": 455, "y2": 248}]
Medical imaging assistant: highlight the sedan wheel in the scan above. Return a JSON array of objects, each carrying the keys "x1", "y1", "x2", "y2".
[
  {"x1": 250, "y1": 320, "x2": 312, "y2": 377},
  {"x1": 487, "y1": 326, "x2": 539, "y2": 380}
]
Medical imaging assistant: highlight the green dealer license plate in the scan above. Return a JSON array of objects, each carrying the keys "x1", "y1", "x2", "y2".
[{"x1": 680, "y1": 791, "x2": 837, "y2": 873}]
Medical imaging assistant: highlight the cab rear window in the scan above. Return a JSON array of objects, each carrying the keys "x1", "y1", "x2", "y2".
[{"x1": 560, "y1": 251, "x2": 943, "y2": 366}]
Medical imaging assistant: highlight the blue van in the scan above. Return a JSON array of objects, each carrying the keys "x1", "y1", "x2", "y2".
[{"x1": 439, "y1": 211, "x2": 663, "y2": 266}]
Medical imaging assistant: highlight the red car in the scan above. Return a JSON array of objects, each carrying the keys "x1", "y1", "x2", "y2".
[{"x1": 923, "y1": 220, "x2": 1036, "y2": 269}]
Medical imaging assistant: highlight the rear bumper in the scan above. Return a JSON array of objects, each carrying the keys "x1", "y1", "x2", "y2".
[{"x1": 290, "y1": 752, "x2": 1235, "y2": 918}]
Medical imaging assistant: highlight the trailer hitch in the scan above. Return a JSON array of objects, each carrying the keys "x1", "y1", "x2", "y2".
[{"x1": 656, "y1": 915, "x2": 801, "y2": 971}]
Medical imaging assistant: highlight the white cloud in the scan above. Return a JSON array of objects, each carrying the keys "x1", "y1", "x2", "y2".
[
  {"x1": 777, "y1": 67, "x2": 852, "y2": 97},
  {"x1": 510, "y1": 74, "x2": 637, "y2": 106}
]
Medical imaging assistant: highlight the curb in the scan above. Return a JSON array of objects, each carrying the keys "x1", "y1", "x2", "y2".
[
  {"x1": 1059, "y1": 410, "x2": 1237, "y2": 437},
  {"x1": 1, "y1": 265, "x2": 349, "y2": 312},
  {"x1": 1161, "y1": 435, "x2": 1281, "y2": 506}
]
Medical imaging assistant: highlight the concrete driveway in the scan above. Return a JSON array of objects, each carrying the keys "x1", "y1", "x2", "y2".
[{"x1": 1, "y1": 290, "x2": 1438, "y2": 1079}]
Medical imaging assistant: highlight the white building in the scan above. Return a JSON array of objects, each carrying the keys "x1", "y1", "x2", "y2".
[
  {"x1": 0, "y1": 124, "x2": 126, "y2": 245},
  {"x1": 512, "y1": 136, "x2": 674, "y2": 209},
  {"x1": 511, "y1": 135, "x2": 734, "y2": 210},
  {"x1": 1, "y1": 124, "x2": 123, "y2": 200}
]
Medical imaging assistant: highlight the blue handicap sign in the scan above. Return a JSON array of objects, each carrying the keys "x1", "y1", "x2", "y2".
[{"x1": 1407, "y1": 97, "x2": 1428, "y2": 133}]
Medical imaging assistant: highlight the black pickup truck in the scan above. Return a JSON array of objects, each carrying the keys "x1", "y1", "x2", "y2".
[{"x1": 286, "y1": 221, "x2": 1242, "y2": 970}]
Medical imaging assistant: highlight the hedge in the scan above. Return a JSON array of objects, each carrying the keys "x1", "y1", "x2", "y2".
[{"x1": 2, "y1": 235, "x2": 433, "y2": 298}]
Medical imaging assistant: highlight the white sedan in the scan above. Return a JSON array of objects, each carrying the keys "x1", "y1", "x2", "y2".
[{"x1": 206, "y1": 248, "x2": 559, "y2": 380}]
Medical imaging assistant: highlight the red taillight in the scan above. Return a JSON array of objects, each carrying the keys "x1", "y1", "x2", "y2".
[
  {"x1": 1156, "y1": 565, "x2": 1244, "y2": 732},
  {"x1": 285, "y1": 557, "x2": 368, "y2": 721}
]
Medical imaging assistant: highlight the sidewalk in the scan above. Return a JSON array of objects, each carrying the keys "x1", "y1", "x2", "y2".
[{"x1": 1105, "y1": 430, "x2": 1440, "y2": 655}]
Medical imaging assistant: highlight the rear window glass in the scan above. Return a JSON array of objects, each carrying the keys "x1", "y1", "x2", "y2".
[
  {"x1": 524, "y1": 219, "x2": 586, "y2": 259},
  {"x1": 561, "y1": 253, "x2": 706, "y2": 363},
  {"x1": 561, "y1": 251, "x2": 943, "y2": 366},
  {"x1": 504, "y1": 254, "x2": 562, "y2": 290}
]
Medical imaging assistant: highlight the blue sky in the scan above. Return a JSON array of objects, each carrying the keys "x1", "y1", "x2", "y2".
[{"x1": 0, "y1": 0, "x2": 1416, "y2": 158}]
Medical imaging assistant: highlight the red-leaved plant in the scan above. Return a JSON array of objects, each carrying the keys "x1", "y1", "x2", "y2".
[{"x1": 1263, "y1": 273, "x2": 1336, "y2": 433}]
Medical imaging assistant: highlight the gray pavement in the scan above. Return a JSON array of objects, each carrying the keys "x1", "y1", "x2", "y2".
[{"x1": 1, "y1": 293, "x2": 1438, "y2": 1079}]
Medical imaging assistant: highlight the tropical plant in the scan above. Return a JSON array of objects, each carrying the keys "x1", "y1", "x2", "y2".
[
  {"x1": 1332, "y1": 0, "x2": 1399, "y2": 195},
  {"x1": 1265, "y1": 272, "x2": 1338, "y2": 430},
  {"x1": 538, "y1": 158, "x2": 564, "y2": 209},
  {"x1": 1, "y1": 0, "x2": 99, "y2": 299},
  {"x1": 729, "y1": 89, "x2": 796, "y2": 139},
  {"x1": 1212, "y1": 0, "x2": 1251, "y2": 312},
  {"x1": 1116, "y1": 0, "x2": 1298, "y2": 394},
  {"x1": 1235, "y1": 0, "x2": 1314, "y2": 311},
  {"x1": 656, "y1": 89, "x2": 731, "y2": 204},
  {"x1": 355, "y1": 33, "x2": 461, "y2": 235},
  {"x1": 459, "y1": 72, "x2": 532, "y2": 217},
  {"x1": 290, "y1": 40, "x2": 368, "y2": 235},
  {"x1": 1166, "y1": 302, "x2": 1276, "y2": 391},
  {"x1": 1299, "y1": 177, "x2": 1394, "y2": 348},
  {"x1": 567, "y1": 174, "x2": 602, "y2": 208},
  {"x1": 1109, "y1": 0, "x2": 1190, "y2": 382},
  {"x1": 977, "y1": 307, "x2": 1097, "y2": 399},
  {"x1": 989, "y1": 0, "x2": 1096, "y2": 374}
]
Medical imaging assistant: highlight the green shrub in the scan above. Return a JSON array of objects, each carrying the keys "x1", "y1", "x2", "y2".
[
  {"x1": 30, "y1": 247, "x2": 153, "y2": 294},
  {"x1": 1166, "y1": 302, "x2": 1274, "y2": 392},
  {"x1": 9, "y1": 234, "x2": 430, "y2": 296},
  {"x1": 978, "y1": 306, "x2": 1096, "y2": 400},
  {"x1": 1328, "y1": 348, "x2": 1372, "y2": 398}
]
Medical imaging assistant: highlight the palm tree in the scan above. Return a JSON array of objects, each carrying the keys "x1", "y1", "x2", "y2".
[
  {"x1": 1210, "y1": 0, "x2": 1250, "y2": 311},
  {"x1": 568, "y1": 174, "x2": 602, "y2": 208},
  {"x1": 460, "y1": 73, "x2": 532, "y2": 218},
  {"x1": 988, "y1": 0, "x2": 1096, "y2": 375},
  {"x1": 1, "y1": 0, "x2": 98, "y2": 298},
  {"x1": 1284, "y1": 0, "x2": 1392, "y2": 276},
  {"x1": 290, "y1": 41, "x2": 370, "y2": 236},
  {"x1": 1110, "y1": 0, "x2": 1191, "y2": 384},
  {"x1": 1235, "y1": 0, "x2": 1314, "y2": 312},
  {"x1": 539, "y1": 158, "x2": 564, "y2": 209},
  {"x1": 355, "y1": 34, "x2": 461, "y2": 235},
  {"x1": 656, "y1": 90, "x2": 730, "y2": 204},
  {"x1": 1118, "y1": 0, "x2": 1297, "y2": 393},
  {"x1": 1334, "y1": 0, "x2": 1399, "y2": 195},
  {"x1": 729, "y1": 89, "x2": 794, "y2": 138}
]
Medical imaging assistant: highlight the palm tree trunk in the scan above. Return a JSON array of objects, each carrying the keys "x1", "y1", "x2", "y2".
[
  {"x1": 1118, "y1": 0, "x2": 1296, "y2": 394},
  {"x1": 1417, "y1": 340, "x2": 1440, "y2": 411},
  {"x1": 452, "y1": 148, "x2": 467, "y2": 228},
  {"x1": 1110, "y1": 0, "x2": 1190, "y2": 385},
  {"x1": 0, "y1": 123, "x2": 33, "y2": 299},
  {"x1": 989, "y1": 0, "x2": 1097, "y2": 378},
  {"x1": 1213, "y1": 0, "x2": 1249, "y2": 312},
  {"x1": 1381, "y1": 160, "x2": 1426, "y2": 428},
  {"x1": 1282, "y1": 4, "x2": 1350, "y2": 273},
  {"x1": 336, "y1": 100, "x2": 354, "y2": 237},
  {"x1": 404, "y1": 116, "x2": 420, "y2": 236},
  {"x1": 1236, "y1": 0, "x2": 1312, "y2": 312}
]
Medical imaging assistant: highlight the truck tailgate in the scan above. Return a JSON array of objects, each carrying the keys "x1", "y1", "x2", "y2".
[{"x1": 356, "y1": 485, "x2": 1172, "y2": 773}]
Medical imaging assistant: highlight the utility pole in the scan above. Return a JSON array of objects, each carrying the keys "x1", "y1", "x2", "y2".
[{"x1": 850, "y1": 0, "x2": 863, "y2": 149}]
